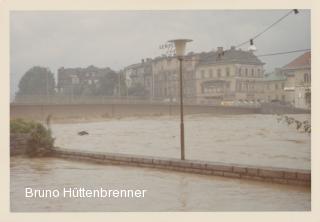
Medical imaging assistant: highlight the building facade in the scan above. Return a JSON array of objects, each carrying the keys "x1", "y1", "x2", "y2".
[
  {"x1": 57, "y1": 65, "x2": 117, "y2": 96},
  {"x1": 151, "y1": 53, "x2": 198, "y2": 102},
  {"x1": 123, "y1": 58, "x2": 153, "y2": 97},
  {"x1": 262, "y1": 68, "x2": 287, "y2": 103},
  {"x1": 195, "y1": 46, "x2": 265, "y2": 104},
  {"x1": 123, "y1": 48, "x2": 310, "y2": 109},
  {"x1": 281, "y1": 52, "x2": 311, "y2": 109}
]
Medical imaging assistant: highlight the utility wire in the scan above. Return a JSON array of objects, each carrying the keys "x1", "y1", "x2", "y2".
[
  {"x1": 256, "y1": 48, "x2": 310, "y2": 57},
  {"x1": 236, "y1": 9, "x2": 298, "y2": 48},
  {"x1": 180, "y1": 48, "x2": 310, "y2": 63}
]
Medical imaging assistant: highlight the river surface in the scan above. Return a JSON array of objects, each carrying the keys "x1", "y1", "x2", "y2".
[
  {"x1": 10, "y1": 114, "x2": 311, "y2": 211},
  {"x1": 51, "y1": 114, "x2": 311, "y2": 170}
]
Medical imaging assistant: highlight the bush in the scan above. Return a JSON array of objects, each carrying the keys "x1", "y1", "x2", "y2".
[
  {"x1": 10, "y1": 119, "x2": 54, "y2": 156},
  {"x1": 10, "y1": 118, "x2": 38, "y2": 134}
]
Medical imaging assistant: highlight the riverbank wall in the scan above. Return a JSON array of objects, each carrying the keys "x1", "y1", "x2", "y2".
[
  {"x1": 10, "y1": 133, "x2": 30, "y2": 156},
  {"x1": 10, "y1": 103, "x2": 259, "y2": 121},
  {"x1": 11, "y1": 103, "x2": 310, "y2": 121},
  {"x1": 51, "y1": 147, "x2": 311, "y2": 187}
]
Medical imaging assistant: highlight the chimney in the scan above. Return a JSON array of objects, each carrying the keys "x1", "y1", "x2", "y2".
[
  {"x1": 217, "y1": 47, "x2": 224, "y2": 60},
  {"x1": 230, "y1": 46, "x2": 236, "y2": 51},
  {"x1": 217, "y1": 47, "x2": 223, "y2": 53}
]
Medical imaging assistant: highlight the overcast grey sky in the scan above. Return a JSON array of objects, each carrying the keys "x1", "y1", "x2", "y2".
[{"x1": 10, "y1": 10, "x2": 310, "y2": 96}]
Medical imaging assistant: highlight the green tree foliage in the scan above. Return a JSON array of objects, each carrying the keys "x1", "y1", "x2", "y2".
[
  {"x1": 11, "y1": 119, "x2": 54, "y2": 156},
  {"x1": 17, "y1": 66, "x2": 55, "y2": 95},
  {"x1": 118, "y1": 72, "x2": 128, "y2": 96},
  {"x1": 10, "y1": 118, "x2": 38, "y2": 133},
  {"x1": 128, "y1": 82, "x2": 147, "y2": 97},
  {"x1": 96, "y1": 70, "x2": 119, "y2": 96}
]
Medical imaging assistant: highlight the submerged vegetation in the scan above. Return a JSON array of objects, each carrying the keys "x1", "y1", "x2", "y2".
[
  {"x1": 276, "y1": 114, "x2": 311, "y2": 134},
  {"x1": 10, "y1": 118, "x2": 55, "y2": 156}
]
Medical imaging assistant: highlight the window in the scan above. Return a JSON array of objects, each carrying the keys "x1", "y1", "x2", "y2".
[
  {"x1": 239, "y1": 68, "x2": 242, "y2": 76},
  {"x1": 245, "y1": 68, "x2": 248, "y2": 76},
  {"x1": 201, "y1": 70, "x2": 205, "y2": 79},
  {"x1": 71, "y1": 75, "x2": 79, "y2": 84},
  {"x1": 209, "y1": 69, "x2": 213, "y2": 78},
  {"x1": 275, "y1": 84, "x2": 278, "y2": 90},
  {"x1": 226, "y1": 67, "x2": 230, "y2": 77},
  {"x1": 281, "y1": 82, "x2": 285, "y2": 89},
  {"x1": 217, "y1": 69, "x2": 221, "y2": 78},
  {"x1": 251, "y1": 69, "x2": 254, "y2": 76},
  {"x1": 304, "y1": 73, "x2": 310, "y2": 83},
  {"x1": 282, "y1": 95, "x2": 285, "y2": 101}
]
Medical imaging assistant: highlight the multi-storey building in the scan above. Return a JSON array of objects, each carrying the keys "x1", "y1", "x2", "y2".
[
  {"x1": 259, "y1": 51, "x2": 311, "y2": 109},
  {"x1": 281, "y1": 51, "x2": 311, "y2": 109},
  {"x1": 125, "y1": 47, "x2": 265, "y2": 104},
  {"x1": 263, "y1": 68, "x2": 287, "y2": 103},
  {"x1": 123, "y1": 48, "x2": 310, "y2": 109},
  {"x1": 57, "y1": 65, "x2": 116, "y2": 96},
  {"x1": 151, "y1": 53, "x2": 198, "y2": 102},
  {"x1": 195, "y1": 46, "x2": 265, "y2": 104},
  {"x1": 123, "y1": 58, "x2": 153, "y2": 96}
]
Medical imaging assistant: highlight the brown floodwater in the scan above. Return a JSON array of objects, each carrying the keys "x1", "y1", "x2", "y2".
[
  {"x1": 10, "y1": 114, "x2": 311, "y2": 211},
  {"x1": 11, "y1": 156, "x2": 310, "y2": 211},
  {"x1": 51, "y1": 114, "x2": 311, "y2": 169}
]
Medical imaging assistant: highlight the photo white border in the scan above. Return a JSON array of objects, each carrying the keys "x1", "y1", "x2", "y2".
[{"x1": 0, "y1": 0, "x2": 319, "y2": 221}]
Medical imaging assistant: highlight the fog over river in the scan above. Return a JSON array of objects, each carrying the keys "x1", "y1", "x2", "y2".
[{"x1": 11, "y1": 114, "x2": 311, "y2": 211}]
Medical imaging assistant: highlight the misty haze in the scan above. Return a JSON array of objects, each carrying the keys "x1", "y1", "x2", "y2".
[{"x1": 10, "y1": 10, "x2": 311, "y2": 212}]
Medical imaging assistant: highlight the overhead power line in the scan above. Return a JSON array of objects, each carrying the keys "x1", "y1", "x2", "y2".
[
  {"x1": 256, "y1": 48, "x2": 310, "y2": 57},
  {"x1": 236, "y1": 9, "x2": 299, "y2": 48},
  {"x1": 181, "y1": 48, "x2": 310, "y2": 62}
]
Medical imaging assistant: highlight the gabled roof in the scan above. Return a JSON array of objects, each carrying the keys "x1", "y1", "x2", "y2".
[
  {"x1": 198, "y1": 48, "x2": 264, "y2": 66},
  {"x1": 282, "y1": 51, "x2": 311, "y2": 70}
]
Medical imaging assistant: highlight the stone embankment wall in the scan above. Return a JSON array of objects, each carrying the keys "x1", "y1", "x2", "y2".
[
  {"x1": 261, "y1": 103, "x2": 310, "y2": 114},
  {"x1": 10, "y1": 133, "x2": 30, "y2": 156},
  {"x1": 10, "y1": 103, "x2": 259, "y2": 120},
  {"x1": 51, "y1": 148, "x2": 311, "y2": 187}
]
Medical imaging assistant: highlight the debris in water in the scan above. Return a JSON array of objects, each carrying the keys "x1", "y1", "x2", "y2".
[{"x1": 78, "y1": 131, "x2": 89, "y2": 136}]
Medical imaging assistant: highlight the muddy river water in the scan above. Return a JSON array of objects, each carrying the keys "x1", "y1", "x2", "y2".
[{"x1": 10, "y1": 114, "x2": 311, "y2": 211}]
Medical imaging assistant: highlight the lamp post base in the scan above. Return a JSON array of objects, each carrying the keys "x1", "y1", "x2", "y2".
[{"x1": 180, "y1": 122, "x2": 185, "y2": 160}]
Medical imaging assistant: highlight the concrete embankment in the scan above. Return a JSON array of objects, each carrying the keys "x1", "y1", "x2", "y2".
[
  {"x1": 51, "y1": 147, "x2": 311, "y2": 187},
  {"x1": 10, "y1": 103, "x2": 260, "y2": 120},
  {"x1": 10, "y1": 133, "x2": 30, "y2": 156}
]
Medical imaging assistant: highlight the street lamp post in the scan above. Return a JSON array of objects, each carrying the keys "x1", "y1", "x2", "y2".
[
  {"x1": 168, "y1": 39, "x2": 192, "y2": 160},
  {"x1": 119, "y1": 72, "x2": 121, "y2": 98}
]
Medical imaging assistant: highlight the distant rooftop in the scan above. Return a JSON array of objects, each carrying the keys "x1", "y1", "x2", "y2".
[
  {"x1": 198, "y1": 46, "x2": 264, "y2": 66},
  {"x1": 282, "y1": 51, "x2": 311, "y2": 70}
]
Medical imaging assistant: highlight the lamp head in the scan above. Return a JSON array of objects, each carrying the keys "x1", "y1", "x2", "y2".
[{"x1": 168, "y1": 39, "x2": 193, "y2": 57}]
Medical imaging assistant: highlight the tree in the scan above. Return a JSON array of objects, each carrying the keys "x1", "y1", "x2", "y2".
[
  {"x1": 17, "y1": 66, "x2": 55, "y2": 96},
  {"x1": 95, "y1": 70, "x2": 118, "y2": 96},
  {"x1": 128, "y1": 82, "x2": 147, "y2": 97}
]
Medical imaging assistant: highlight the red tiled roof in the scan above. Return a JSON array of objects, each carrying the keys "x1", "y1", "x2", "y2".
[{"x1": 283, "y1": 51, "x2": 311, "y2": 69}]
